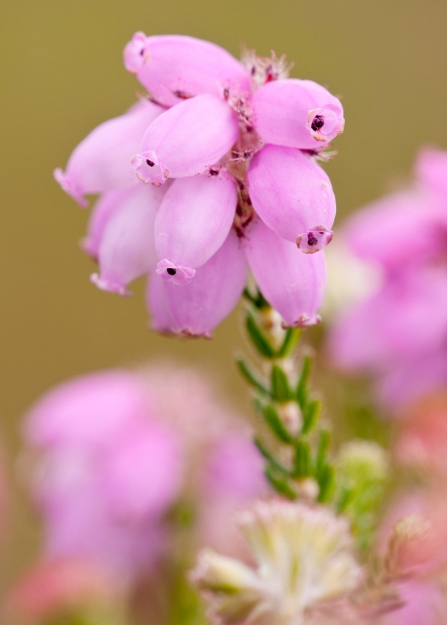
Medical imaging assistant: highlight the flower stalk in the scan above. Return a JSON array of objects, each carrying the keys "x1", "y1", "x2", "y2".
[
  {"x1": 238, "y1": 286, "x2": 389, "y2": 555},
  {"x1": 237, "y1": 286, "x2": 335, "y2": 504}
]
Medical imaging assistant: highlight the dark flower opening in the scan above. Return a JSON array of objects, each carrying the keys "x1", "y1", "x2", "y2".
[
  {"x1": 167, "y1": 268, "x2": 177, "y2": 276},
  {"x1": 311, "y1": 115, "x2": 325, "y2": 132},
  {"x1": 146, "y1": 159, "x2": 155, "y2": 167}
]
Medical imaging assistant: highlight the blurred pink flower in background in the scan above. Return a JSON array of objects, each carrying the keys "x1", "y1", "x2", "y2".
[
  {"x1": 380, "y1": 582, "x2": 444, "y2": 625},
  {"x1": 23, "y1": 370, "x2": 182, "y2": 580},
  {"x1": 55, "y1": 34, "x2": 344, "y2": 335},
  {"x1": 4, "y1": 558, "x2": 122, "y2": 625},
  {"x1": 328, "y1": 147, "x2": 447, "y2": 411},
  {"x1": 395, "y1": 392, "x2": 447, "y2": 476},
  {"x1": 376, "y1": 490, "x2": 447, "y2": 625},
  {"x1": 138, "y1": 363, "x2": 266, "y2": 559},
  {"x1": 21, "y1": 364, "x2": 266, "y2": 586}
]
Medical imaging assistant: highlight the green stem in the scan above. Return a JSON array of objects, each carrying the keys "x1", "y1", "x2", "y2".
[{"x1": 238, "y1": 288, "x2": 335, "y2": 504}]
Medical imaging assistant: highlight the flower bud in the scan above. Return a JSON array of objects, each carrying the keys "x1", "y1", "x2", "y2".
[
  {"x1": 154, "y1": 174, "x2": 237, "y2": 281},
  {"x1": 248, "y1": 145, "x2": 336, "y2": 248},
  {"x1": 148, "y1": 231, "x2": 247, "y2": 337},
  {"x1": 244, "y1": 218, "x2": 326, "y2": 327},
  {"x1": 252, "y1": 79, "x2": 344, "y2": 149},
  {"x1": 54, "y1": 101, "x2": 162, "y2": 206},
  {"x1": 90, "y1": 183, "x2": 166, "y2": 295},
  {"x1": 124, "y1": 33, "x2": 251, "y2": 107},
  {"x1": 132, "y1": 94, "x2": 239, "y2": 186}
]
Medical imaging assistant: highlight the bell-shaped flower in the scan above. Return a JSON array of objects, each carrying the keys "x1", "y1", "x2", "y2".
[
  {"x1": 54, "y1": 101, "x2": 162, "y2": 206},
  {"x1": 131, "y1": 94, "x2": 239, "y2": 186},
  {"x1": 245, "y1": 219, "x2": 326, "y2": 327},
  {"x1": 252, "y1": 79, "x2": 344, "y2": 149},
  {"x1": 154, "y1": 175, "x2": 237, "y2": 283},
  {"x1": 124, "y1": 33, "x2": 251, "y2": 107},
  {"x1": 248, "y1": 145, "x2": 336, "y2": 250},
  {"x1": 148, "y1": 231, "x2": 247, "y2": 337},
  {"x1": 90, "y1": 183, "x2": 167, "y2": 295}
]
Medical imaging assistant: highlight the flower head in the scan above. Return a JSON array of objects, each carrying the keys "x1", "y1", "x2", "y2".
[
  {"x1": 192, "y1": 500, "x2": 362, "y2": 625},
  {"x1": 55, "y1": 34, "x2": 344, "y2": 335},
  {"x1": 22, "y1": 365, "x2": 266, "y2": 581}
]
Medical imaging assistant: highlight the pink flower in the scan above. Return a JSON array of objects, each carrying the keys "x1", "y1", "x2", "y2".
[
  {"x1": 22, "y1": 365, "x2": 267, "y2": 580},
  {"x1": 328, "y1": 147, "x2": 447, "y2": 411},
  {"x1": 55, "y1": 34, "x2": 344, "y2": 335},
  {"x1": 54, "y1": 100, "x2": 163, "y2": 207},
  {"x1": 23, "y1": 371, "x2": 182, "y2": 580}
]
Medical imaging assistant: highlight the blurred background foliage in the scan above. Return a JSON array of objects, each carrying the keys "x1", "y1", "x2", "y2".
[{"x1": 1, "y1": 0, "x2": 447, "y2": 597}]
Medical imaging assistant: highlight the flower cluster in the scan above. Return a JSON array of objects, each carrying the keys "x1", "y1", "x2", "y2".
[
  {"x1": 328, "y1": 148, "x2": 447, "y2": 410},
  {"x1": 21, "y1": 366, "x2": 265, "y2": 582},
  {"x1": 192, "y1": 500, "x2": 362, "y2": 625},
  {"x1": 55, "y1": 34, "x2": 344, "y2": 336}
]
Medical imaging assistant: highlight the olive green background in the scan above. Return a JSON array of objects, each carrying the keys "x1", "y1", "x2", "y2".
[{"x1": 1, "y1": 0, "x2": 447, "y2": 594}]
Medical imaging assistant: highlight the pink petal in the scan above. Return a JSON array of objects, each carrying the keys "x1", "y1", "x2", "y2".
[
  {"x1": 244, "y1": 218, "x2": 326, "y2": 327},
  {"x1": 248, "y1": 145, "x2": 336, "y2": 248},
  {"x1": 54, "y1": 101, "x2": 163, "y2": 206},
  {"x1": 90, "y1": 183, "x2": 167, "y2": 296},
  {"x1": 382, "y1": 582, "x2": 444, "y2": 625},
  {"x1": 252, "y1": 79, "x2": 344, "y2": 149},
  {"x1": 206, "y1": 435, "x2": 265, "y2": 500},
  {"x1": 154, "y1": 175, "x2": 237, "y2": 281},
  {"x1": 132, "y1": 94, "x2": 239, "y2": 186},
  {"x1": 82, "y1": 190, "x2": 127, "y2": 258},
  {"x1": 40, "y1": 469, "x2": 166, "y2": 579},
  {"x1": 123, "y1": 33, "x2": 251, "y2": 107},
  {"x1": 329, "y1": 266, "x2": 447, "y2": 372},
  {"x1": 23, "y1": 371, "x2": 152, "y2": 449},
  {"x1": 101, "y1": 420, "x2": 181, "y2": 521},
  {"x1": 148, "y1": 231, "x2": 247, "y2": 337},
  {"x1": 377, "y1": 348, "x2": 447, "y2": 410},
  {"x1": 341, "y1": 189, "x2": 447, "y2": 271}
]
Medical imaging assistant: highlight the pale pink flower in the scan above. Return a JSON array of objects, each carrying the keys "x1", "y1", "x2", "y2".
[
  {"x1": 328, "y1": 147, "x2": 447, "y2": 410},
  {"x1": 55, "y1": 34, "x2": 344, "y2": 334},
  {"x1": 23, "y1": 365, "x2": 266, "y2": 580},
  {"x1": 23, "y1": 371, "x2": 182, "y2": 580}
]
